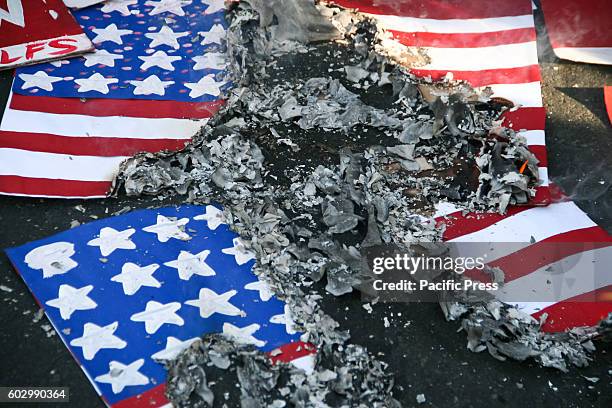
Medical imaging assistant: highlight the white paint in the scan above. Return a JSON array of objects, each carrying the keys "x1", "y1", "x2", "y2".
[
  {"x1": 221, "y1": 237, "x2": 255, "y2": 265},
  {"x1": 244, "y1": 279, "x2": 273, "y2": 302},
  {"x1": 0, "y1": 0, "x2": 25, "y2": 28},
  {"x1": 138, "y1": 50, "x2": 181, "y2": 71},
  {"x1": 142, "y1": 215, "x2": 190, "y2": 242},
  {"x1": 145, "y1": 0, "x2": 191, "y2": 17},
  {"x1": 91, "y1": 23, "x2": 133, "y2": 45},
  {"x1": 203, "y1": 0, "x2": 224, "y2": 14},
  {"x1": 129, "y1": 75, "x2": 174, "y2": 96},
  {"x1": 163, "y1": 249, "x2": 216, "y2": 280},
  {"x1": 145, "y1": 25, "x2": 188, "y2": 49},
  {"x1": 151, "y1": 336, "x2": 199, "y2": 361},
  {"x1": 130, "y1": 300, "x2": 184, "y2": 334},
  {"x1": 222, "y1": 323, "x2": 266, "y2": 347},
  {"x1": 74, "y1": 73, "x2": 119, "y2": 94},
  {"x1": 46, "y1": 284, "x2": 97, "y2": 319},
  {"x1": 87, "y1": 227, "x2": 136, "y2": 256},
  {"x1": 82, "y1": 49, "x2": 123, "y2": 68},
  {"x1": 184, "y1": 74, "x2": 226, "y2": 98},
  {"x1": 199, "y1": 23, "x2": 226, "y2": 45},
  {"x1": 269, "y1": 305, "x2": 297, "y2": 334},
  {"x1": 192, "y1": 52, "x2": 227, "y2": 71},
  {"x1": 0, "y1": 149, "x2": 126, "y2": 181},
  {"x1": 193, "y1": 205, "x2": 226, "y2": 230},
  {"x1": 94, "y1": 359, "x2": 149, "y2": 394},
  {"x1": 24, "y1": 242, "x2": 77, "y2": 278},
  {"x1": 70, "y1": 321, "x2": 127, "y2": 360},
  {"x1": 184, "y1": 288, "x2": 245, "y2": 318},
  {"x1": 18, "y1": 71, "x2": 63, "y2": 91},
  {"x1": 100, "y1": 0, "x2": 137, "y2": 15},
  {"x1": 111, "y1": 262, "x2": 161, "y2": 295}
]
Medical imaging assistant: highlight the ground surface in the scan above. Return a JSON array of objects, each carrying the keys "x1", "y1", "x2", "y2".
[{"x1": 0, "y1": 8, "x2": 610, "y2": 408}]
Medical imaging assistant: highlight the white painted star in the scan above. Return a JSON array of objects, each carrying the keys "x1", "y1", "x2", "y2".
[
  {"x1": 46, "y1": 284, "x2": 97, "y2": 320},
  {"x1": 95, "y1": 359, "x2": 149, "y2": 394},
  {"x1": 163, "y1": 250, "x2": 216, "y2": 280},
  {"x1": 92, "y1": 23, "x2": 133, "y2": 45},
  {"x1": 203, "y1": 0, "x2": 225, "y2": 14},
  {"x1": 75, "y1": 73, "x2": 119, "y2": 94},
  {"x1": 70, "y1": 321, "x2": 127, "y2": 360},
  {"x1": 101, "y1": 0, "x2": 138, "y2": 15},
  {"x1": 192, "y1": 52, "x2": 227, "y2": 71},
  {"x1": 199, "y1": 23, "x2": 226, "y2": 45},
  {"x1": 111, "y1": 262, "x2": 161, "y2": 295},
  {"x1": 131, "y1": 301, "x2": 184, "y2": 334},
  {"x1": 143, "y1": 215, "x2": 190, "y2": 242},
  {"x1": 129, "y1": 75, "x2": 174, "y2": 96},
  {"x1": 222, "y1": 323, "x2": 266, "y2": 347},
  {"x1": 193, "y1": 205, "x2": 226, "y2": 230},
  {"x1": 87, "y1": 227, "x2": 136, "y2": 256},
  {"x1": 138, "y1": 50, "x2": 181, "y2": 71},
  {"x1": 83, "y1": 49, "x2": 123, "y2": 68},
  {"x1": 151, "y1": 336, "x2": 199, "y2": 361},
  {"x1": 146, "y1": 0, "x2": 191, "y2": 16},
  {"x1": 244, "y1": 279, "x2": 273, "y2": 302},
  {"x1": 145, "y1": 25, "x2": 188, "y2": 49},
  {"x1": 18, "y1": 71, "x2": 63, "y2": 91},
  {"x1": 24, "y1": 242, "x2": 77, "y2": 278},
  {"x1": 222, "y1": 237, "x2": 255, "y2": 265},
  {"x1": 184, "y1": 74, "x2": 226, "y2": 98},
  {"x1": 270, "y1": 305, "x2": 297, "y2": 334},
  {"x1": 185, "y1": 288, "x2": 245, "y2": 318}
]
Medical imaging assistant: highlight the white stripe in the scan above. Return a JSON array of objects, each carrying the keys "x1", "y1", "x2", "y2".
[
  {"x1": 496, "y1": 246, "x2": 612, "y2": 308},
  {"x1": 538, "y1": 167, "x2": 548, "y2": 187},
  {"x1": 408, "y1": 42, "x2": 538, "y2": 71},
  {"x1": 0, "y1": 148, "x2": 127, "y2": 181},
  {"x1": 368, "y1": 14, "x2": 534, "y2": 34},
  {"x1": 433, "y1": 201, "x2": 460, "y2": 218},
  {"x1": 519, "y1": 129, "x2": 545, "y2": 146},
  {"x1": 449, "y1": 201, "x2": 597, "y2": 243},
  {"x1": 487, "y1": 82, "x2": 543, "y2": 107},
  {"x1": 553, "y1": 47, "x2": 612, "y2": 66},
  {"x1": 1, "y1": 93, "x2": 206, "y2": 140},
  {"x1": 289, "y1": 353, "x2": 315, "y2": 374}
]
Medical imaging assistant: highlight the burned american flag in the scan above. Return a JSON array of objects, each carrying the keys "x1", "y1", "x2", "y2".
[
  {"x1": 0, "y1": 0, "x2": 228, "y2": 198},
  {"x1": 5, "y1": 205, "x2": 313, "y2": 407}
]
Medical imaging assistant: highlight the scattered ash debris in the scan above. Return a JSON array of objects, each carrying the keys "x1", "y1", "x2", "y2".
[
  {"x1": 110, "y1": 0, "x2": 604, "y2": 405},
  {"x1": 165, "y1": 334, "x2": 399, "y2": 408}
]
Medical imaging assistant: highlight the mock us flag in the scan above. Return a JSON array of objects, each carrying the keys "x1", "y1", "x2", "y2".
[
  {"x1": 0, "y1": 0, "x2": 228, "y2": 198},
  {"x1": 5, "y1": 205, "x2": 315, "y2": 408},
  {"x1": 333, "y1": 0, "x2": 550, "y2": 205}
]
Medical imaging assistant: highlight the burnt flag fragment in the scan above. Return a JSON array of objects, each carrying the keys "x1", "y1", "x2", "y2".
[{"x1": 6, "y1": 205, "x2": 312, "y2": 407}]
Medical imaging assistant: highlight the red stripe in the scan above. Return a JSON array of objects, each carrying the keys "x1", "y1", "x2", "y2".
[
  {"x1": 10, "y1": 93, "x2": 224, "y2": 119},
  {"x1": 439, "y1": 206, "x2": 532, "y2": 241},
  {"x1": 0, "y1": 175, "x2": 111, "y2": 197},
  {"x1": 268, "y1": 341, "x2": 317, "y2": 364},
  {"x1": 409, "y1": 65, "x2": 541, "y2": 87},
  {"x1": 540, "y1": 0, "x2": 612, "y2": 49},
  {"x1": 465, "y1": 227, "x2": 612, "y2": 283},
  {"x1": 529, "y1": 145, "x2": 548, "y2": 167},
  {"x1": 332, "y1": 0, "x2": 532, "y2": 19},
  {"x1": 0, "y1": 131, "x2": 190, "y2": 157},
  {"x1": 531, "y1": 186, "x2": 551, "y2": 206},
  {"x1": 390, "y1": 28, "x2": 536, "y2": 48},
  {"x1": 111, "y1": 384, "x2": 168, "y2": 408},
  {"x1": 533, "y1": 285, "x2": 612, "y2": 332},
  {"x1": 499, "y1": 107, "x2": 546, "y2": 130},
  {"x1": 605, "y1": 86, "x2": 612, "y2": 125}
]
